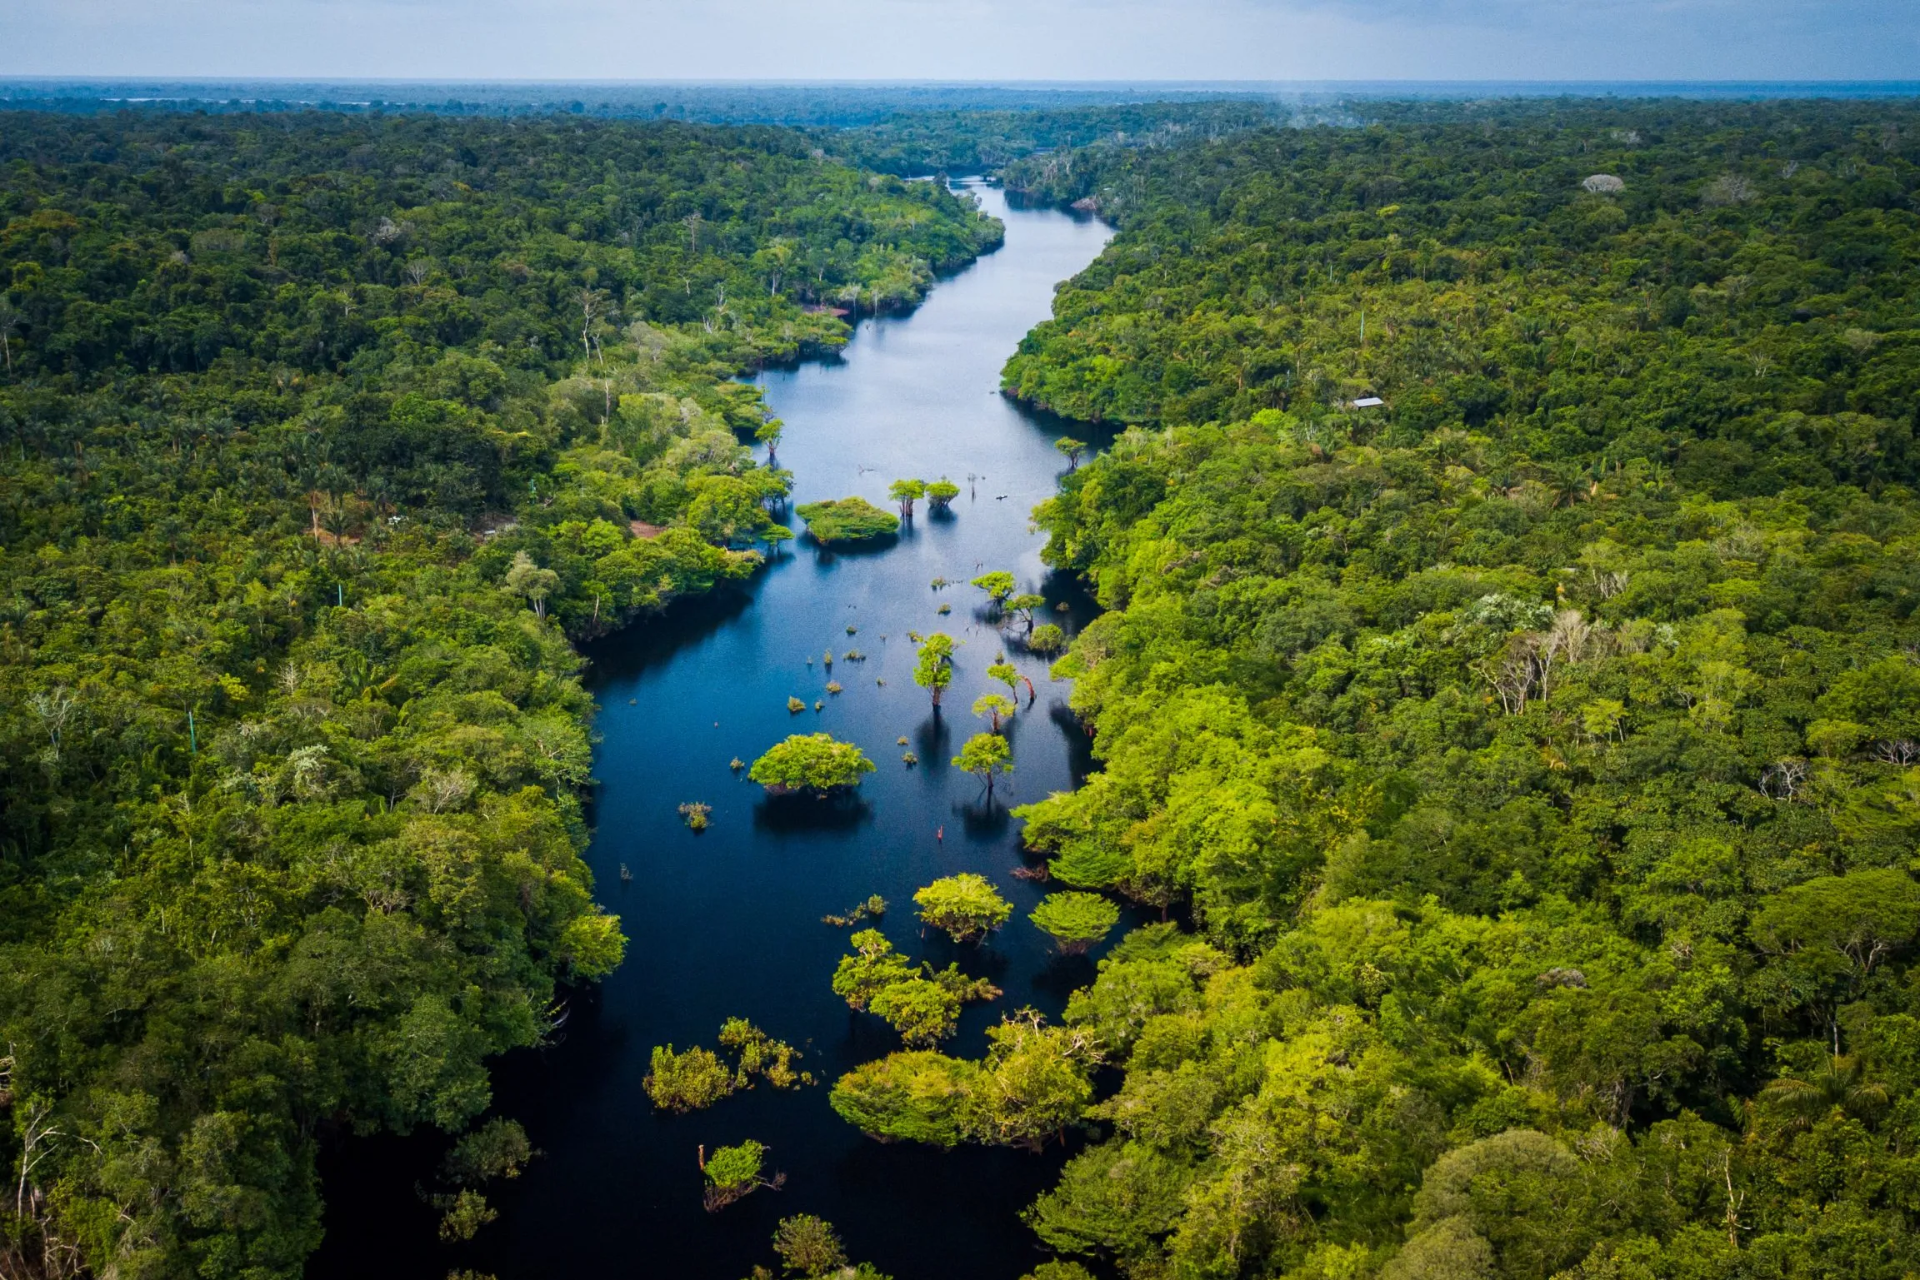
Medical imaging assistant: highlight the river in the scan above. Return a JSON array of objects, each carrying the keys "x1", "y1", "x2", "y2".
[{"x1": 310, "y1": 182, "x2": 1115, "y2": 1279}]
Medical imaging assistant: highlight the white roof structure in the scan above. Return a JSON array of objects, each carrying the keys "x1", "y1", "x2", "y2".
[{"x1": 1351, "y1": 396, "x2": 1385, "y2": 408}]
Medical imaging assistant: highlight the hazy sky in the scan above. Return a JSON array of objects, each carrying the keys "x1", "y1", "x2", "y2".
[{"x1": 3, "y1": 0, "x2": 1914, "y2": 82}]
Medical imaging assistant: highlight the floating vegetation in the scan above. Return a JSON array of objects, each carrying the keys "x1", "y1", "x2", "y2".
[
  {"x1": 823, "y1": 650, "x2": 833, "y2": 667},
  {"x1": 1010, "y1": 864, "x2": 1050, "y2": 882},
  {"x1": 931, "y1": 577, "x2": 950, "y2": 590},
  {"x1": 846, "y1": 624, "x2": 858, "y2": 635},
  {"x1": 813, "y1": 699, "x2": 824, "y2": 711},
  {"x1": 876, "y1": 678, "x2": 886, "y2": 686},
  {"x1": 843, "y1": 649, "x2": 864, "y2": 661},
  {"x1": 897, "y1": 736, "x2": 910, "y2": 745},
  {"x1": 619, "y1": 863, "x2": 633, "y2": 883},
  {"x1": 678, "y1": 801, "x2": 712, "y2": 831},
  {"x1": 787, "y1": 696, "x2": 806, "y2": 713},
  {"x1": 729, "y1": 757, "x2": 745, "y2": 771},
  {"x1": 826, "y1": 681, "x2": 843, "y2": 695},
  {"x1": 645, "y1": 1018, "x2": 811, "y2": 1116},
  {"x1": 700, "y1": 1140, "x2": 783, "y2": 1213},
  {"x1": 902, "y1": 751, "x2": 919, "y2": 766},
  {"x1": 936, "y1": 603, "x2": 952, "y2": 615},
  {"x1": 823, "y1": 895, "x2": 889, "y2": 928}
]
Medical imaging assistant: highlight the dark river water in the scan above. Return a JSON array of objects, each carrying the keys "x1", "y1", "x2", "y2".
[{"x1": 310, "y1": 182, "x2": 1114, "y2": 1279}]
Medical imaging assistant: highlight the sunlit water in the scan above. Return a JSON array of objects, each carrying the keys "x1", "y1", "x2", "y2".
[{"x1": 311, "y1": 182, "x2": 1116, "y2": 1280}]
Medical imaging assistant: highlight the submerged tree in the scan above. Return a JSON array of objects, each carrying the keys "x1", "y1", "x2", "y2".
[
  {"x1": 701, "y1": 1140, "x2": 784, "y2": 1212},
  {"x1": 971, "y1": 570, "x2": 1017, "y2": 611},
  {"x1": 1027, "y1": 623, "x2": 1066, "y2": 655},
  {"x1": 953, "y1": 731, "x2": 1013, "y2": 795},
  {"x1": 1005, "y1": 593, "x2": 1046, "y2": 635},
  {"x1": 748, "y1": 733, "x2": 876, "y2": 795},
  {"x1": 973, "y1": 692, "x2": 1016, "y2": 732},
  {"x1": 1055, "y1": 437, "x2": 1087, "y2": 469},
  {"x1": 927, "y1": 477, "x2": 961, "y2": 511},
  {"x1": 915, "y1": 873, "x2": 1013, "y2": 943},
  {"x1": 913, "y1": 632, "x2": 956, "y2": 707},
  {"x1": 1028, "y1": 892, "x2": 1120, "y2": 955},
  {"x1": 889, "y1": 477, "x2": 928, "y2": 518}
]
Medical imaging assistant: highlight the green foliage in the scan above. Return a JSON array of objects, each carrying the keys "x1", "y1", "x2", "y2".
[
  {"x1": 643, "y1": 1045, "x2": 737, "y2": 1113},
  {"x1": 1026, "y1": 623, "x2": 1067, "y2": 654},
  {"x1": 830, "y1": 1010, "x2": 1098, "y2": 1153},
  {"x1": 927, "y1": 477, "x2": 961, "y2": 510},
  {"x1": 823, "y1": 894, "x2": 888, "y2": 927},
  {"x1": 999, "y1": 99, "x2": 1920, "y2": 1280},
  {"x1": 703, "y1": 1140, "x2": 766, "y2": 1192},
  {"x1": 830, "y1": 929, "x2": 1000, "y2": 1046},
  {"x1": 829, "y1": 1051, "x2": 984, "y2": 1147},
  {"x1": 796, "y1": 496, "x2": 901, "y2": 543},
  {"x1": 971, "y1": 570, "x2": 1018, "y2": 603},
  {"x1": 913, "y1": 632, "x2": 956, "y2": 706},
  {"x1": 435, "y1": 1188, "x2": 498, "y2": 1243},
  {"x1": 747, "y1": 733, "x2": 876, "y2": 794},
  {"x1": 888, "y1": 477, "x2": 928, "y2": 516},
  {"x1": 973, "y1": 692, "x2": 1017, "y2": 730},
  {"x1": 773, "y1": 1215, "x2": 848, "y2": 1278},
  {"x1": 1029, "y1": 892, "x2": 1121, "y2": 954},
  {"x1": 441, "y1": 1119, "x2": 533, "y2": 1186},
  {"x1": 718, "y1": 1018, "x2": 811, "y2": 1090},
  {"x1": 0, "y1": 106, "x2": 1001, "y2": 1278},
  {"x1": 953, "y1": 732, "x2": 1014, "y2": 794},
  {"x1": 915, "y1": 873, "x2": 1014, "y2": 943}
]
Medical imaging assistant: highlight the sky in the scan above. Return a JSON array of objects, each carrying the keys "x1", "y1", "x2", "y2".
[{"x1": 1, "y1": 0, "x2": 1914, "y2": 83}]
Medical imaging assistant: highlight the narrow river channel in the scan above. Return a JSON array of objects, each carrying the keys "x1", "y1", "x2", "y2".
[{"x1": 311, "y1": 182, "x2": 1115, "y2": 1279}]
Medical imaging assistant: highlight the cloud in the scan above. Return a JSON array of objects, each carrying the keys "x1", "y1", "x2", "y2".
[{"x1": 2, "y1": 0, "x2": 1915, "y2": 82}]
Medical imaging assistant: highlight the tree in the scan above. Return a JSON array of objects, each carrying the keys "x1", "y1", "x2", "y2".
[
  {"x1": 1005, "y1": 593, "x2": 1046, "y2": 634},
  {"x1": 503, "y1": 550, "x2": 559, "y2": 620},
  {"x1": 1055, "y1": 437, "x2": 1087, "y2": 469},
  {"x1": 915, "y1": 873, "x2": 1013, "y2": 943},
  {"x1": 756, "y1": 414, "x2": 785, "y2": 461},
  {"x1": 0, "y1": 296, "x2": 21, "y2": 376},
  {"x1": 889, "y1": 477, "x2": 928, "y2": 518},
  {"x1": 644, "y1": 1045, "x2": 736, "y2": 1112},
  {"x1": 969, "y1": 1011, "x2": 1097, "y2": 1150},
  {"x1": 830, "y1": 1051, "x2": 981, "y2": 1146},
  {"x1": 796, "y1": 496, "x2": 900, "y2": 544},
  {"x1": 748, "y1": 733, "x2": 876, "y2": 795},
  {"x1": 973, "y1": 692, "x2": 1016, "y2": 731},
  {"x1": 702, "y1": 1140, "x2": 780, "y2": 1211},
  {"x1": 1029, "y1": 892, "x2": 1121, "y2": 954},
  {"x1": 774, "y1": 1215, "x2": 847, "y2": 1278},
  {"x1": 1028, "y1": 623, "x2": 1066, "y2": 655},
  {"x1": 831, "y1": 929, "x2": 921, "y2": 1011},
  {"x1": 988, "y1": 660, "x2": 1022, "y2": 701},
  {"x1": 914, "y1": 632, "x2": 956, "y2": 707},
  {"x1": 971, "y1": 570, "x2": 1017, "y2": 609},
  {"x1": 927, "y1": 477, "x2": 961, "y2": 511},
  {"x1": 953, "y1": 732, "x2": 1013, "y2": 795}
]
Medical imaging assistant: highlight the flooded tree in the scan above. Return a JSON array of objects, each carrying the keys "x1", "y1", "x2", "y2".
[
  {"x1": 953, "y1": 731, "x2": 1013, "y2": 795},
  {"x1": 701, "y1": 1140, "x2": 784, "y2": 1212},
  {"x1": 970, "y1": 570, "x2": 1016, "y2": 611},
  {"x1": 748, "y1": 733, "x2": 876, "y2": 794},
  {"x1": 913, "y1": 632, "x2": 955, "y2": 707},
  {"x1": 889, "y1": 477, "x2": 928, "y2": 518},
  {"x1": 1028, "y1": 892, "x2": 1120, "y2": 955},
  {"x1": 1005, "y1": 593, "x2": 1045, "y2": 634},
  {"x1": 1055, "y1": 437, "x2": 1087, "y2": 469},
  {"x1": 915, "y1": 873, "x2": 1013, "y2": 943},
  {"x1": 1028, "y1": 623, "x2": 1066, "y2": 655},
  {"x1": 926, "y1": 477, "x2": 961, "y2": 511},
  {"x1": 973, "y1": 692, "x2": 1015, "y2": 731}
]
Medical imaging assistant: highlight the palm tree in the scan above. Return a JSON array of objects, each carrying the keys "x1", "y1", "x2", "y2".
[{"x1": 1760, "y1": 1055, "x2": 1888, "y2": 1130}]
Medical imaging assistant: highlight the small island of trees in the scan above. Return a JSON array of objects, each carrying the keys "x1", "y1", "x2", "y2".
[
  {"x1": 796, "y1": 496, "x2": 901, "y2": 544},
  {"x1": 748, "y1": 733, "x2": 877, "y2": 795}
]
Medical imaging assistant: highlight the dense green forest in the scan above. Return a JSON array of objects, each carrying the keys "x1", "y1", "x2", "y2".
[
  {"x1": 829, "y1": 101, "x2": 1920, "y2": 1278},
  {"x1": 0, "y1": 110, "x2": 999, "y2": 1277}
]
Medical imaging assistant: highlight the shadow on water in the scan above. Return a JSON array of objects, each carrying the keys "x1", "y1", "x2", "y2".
[{"x1": 311, "y1": 179, "x2": 1116, "y2": 1280}]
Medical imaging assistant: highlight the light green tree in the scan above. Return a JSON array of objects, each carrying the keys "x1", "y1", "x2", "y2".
[
  {"x1": 914, "y1": 632, "x2": 956, "y2": 707},
  {"x1": 1029, "y1": 892, "x2": 1121, "y2": 955},
  {"x1": 915, "y1": 873, "x2": 1013, "y2": 943},
  {"x1": 748, "y1": 733, "x2": 876, "y2": 795},
  {"x1": 953, "y1": 731, "x2": 1013, "y2": 795}
]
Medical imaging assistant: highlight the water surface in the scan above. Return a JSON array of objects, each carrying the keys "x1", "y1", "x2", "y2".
[{"x1": 312, "y1": 182, "x2": 1114, "y2": 1280}]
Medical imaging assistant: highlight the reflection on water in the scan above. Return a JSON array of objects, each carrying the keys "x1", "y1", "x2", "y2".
[{"x1": 312, "y1": 183, "x2": 1121, "y2": 1280}]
